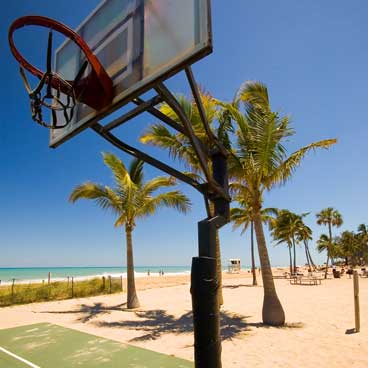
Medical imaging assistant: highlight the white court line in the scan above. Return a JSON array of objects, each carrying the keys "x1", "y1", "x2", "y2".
[{"x1": 0, "y1": 346, "x2": 40, "y2": 368}]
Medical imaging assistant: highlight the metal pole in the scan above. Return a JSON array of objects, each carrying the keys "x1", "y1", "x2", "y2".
[
  {"x1": 353, "y1": 271, "x2": 360, "y2": 332},
  {"x1": 191, "y1": 217, "x2": 222, "y2": 368}
]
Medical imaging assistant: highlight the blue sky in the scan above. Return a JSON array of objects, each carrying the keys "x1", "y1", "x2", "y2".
[{"x1": 1, "y1": 0, "x2": 367, "y2": 268}]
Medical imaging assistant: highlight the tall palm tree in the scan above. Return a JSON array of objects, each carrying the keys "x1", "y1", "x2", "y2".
[
  {"x1": 316, "y1": 207, "x2": 343, "y2": 278},
  {"x1": 69, "y1": 153, "x2": 190, "y2": 309},
  {"x1": 231, "y1": 196, "x2": 277, "y2": 286},
  {"x1": 221, "y1": 81, "x2": 336, "y2": 325},
  {"x1": 140, "y1": 92, "x2": 230, "y2": 305}
]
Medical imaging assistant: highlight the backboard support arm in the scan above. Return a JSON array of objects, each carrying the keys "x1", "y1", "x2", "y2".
[
  {"x1": 185, "y1": 66, "x2": 228, "y2": 157},
  {"x1": 92, "y1": 123, "x2": 204, "y2": 194},
  {"x1": 154, "y1": 83, "x2": 212, "y2": 184}
]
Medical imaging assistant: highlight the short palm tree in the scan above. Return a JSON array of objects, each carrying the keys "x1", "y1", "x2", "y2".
[
  {"x1": 357, "y1": 224, "x2": 368, "y2": 264},
  {"x1": 316, "y1": 207, "x2": 343, "y2": 278},
  {"x1": 357, "y1": 224, "x2": 368, "y2": 238},
  {"x1": 271, "y1": 210, "x2": 315, "y2": 273},
  {"x1": 69, "y1": 153, "x2": 190, "y2": 309},
  {"x1": 140, "y1": 92, "x2": 230, "y2": 305},
  {"x1": 231, "y1": 195, "x2": 277, "y2": 286},
  {"x1": 270, "y1": 210, "x2": 307, "y2": 274},
  {"x1": 336, "y1": 231, "x2": 359, "y2": 265},
  {"x1": 221, "y1": 81, "x2": 336, "y2": 325},
  {"x1": 317, "y1": 234, "x2": 340, "y2": 266},
  {"x1": 296, "y1": 222, "x2": 315, "y2": 271},
  {"x1": 270, "y1": 210, "x2": 299, "y2": 275}
]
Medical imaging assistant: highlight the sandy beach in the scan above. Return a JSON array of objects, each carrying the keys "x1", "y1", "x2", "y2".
[{"x1": 0, "y1": 270, "x2": 366, "y2": 367}]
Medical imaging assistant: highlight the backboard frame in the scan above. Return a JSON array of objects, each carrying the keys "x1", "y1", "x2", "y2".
[{"x1": 50, "y1": 0, "x2": 213, "y2": 148}]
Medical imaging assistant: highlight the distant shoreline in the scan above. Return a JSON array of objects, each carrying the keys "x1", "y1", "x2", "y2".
[{"x1": 0, "y1": 265, "x2": 292, "y2": 285}]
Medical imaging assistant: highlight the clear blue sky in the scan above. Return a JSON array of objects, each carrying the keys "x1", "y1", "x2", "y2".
[{"x1": 1, "y1": 0, "x2": 367, "y2": 267}]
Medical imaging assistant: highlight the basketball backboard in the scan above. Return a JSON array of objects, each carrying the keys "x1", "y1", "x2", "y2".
[{"x1": 49, "y1": 0, "x2": 212, "y2": 147}]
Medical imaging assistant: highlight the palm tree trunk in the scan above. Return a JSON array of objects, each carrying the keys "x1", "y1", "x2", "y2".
[
  {"x1": 288, "y1": 246, "x2": 293, "y2": 275},
  {"x1": 304, "y1": 241, "x2": 311, "y2": 271},
  {"x1": 306, "y1": 245, "x2": 316, "y2": 270},
  {"x1": 292, "y1": 237, "x2": 297, "y2": 274},
  {"x1": 325, "y1": 222, "x2": 332, "y2": 279},
  {"x1": 325, "y1": 254, "x2": 330, "y2": 279},
  {"x1": 126, "y1": 225, "x2": 140, "y2": 309},
  {"x1": 253, "y1": 210, "x2": 285, "y2": 326},
  {"x1": 209, "y1": 202, "x2": 223, "y2": 307},
  {"x1": 250, "y1": 221, "x2": 257, "y2": 286},
  {"x1": 215, "y1": 229, "x2": 223, "y2": 306}
]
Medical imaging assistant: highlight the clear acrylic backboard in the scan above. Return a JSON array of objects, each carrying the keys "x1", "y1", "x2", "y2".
[{"x1": 50, "y1": 0, "x2": 212, "y2": 147}]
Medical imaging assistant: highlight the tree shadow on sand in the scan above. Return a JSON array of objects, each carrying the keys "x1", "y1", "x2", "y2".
[
  {"x1": 39, "y1": 303, "x2": 303, "y2": 340},
  {"x1": 95, "y1": 309, "x2": 259, "y2": 342},
  {"x1": 38, "y1": 302, "x2": 126, "y2": 323}
]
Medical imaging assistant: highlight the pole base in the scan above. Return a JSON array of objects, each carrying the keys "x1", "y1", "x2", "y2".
[{"x1": 191, "y1": 256, "x2": 221, "y2": 368}]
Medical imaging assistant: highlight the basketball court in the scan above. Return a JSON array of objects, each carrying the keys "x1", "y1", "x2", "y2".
[{"x1": 0, "y1": 323, "x2": 193, "y2": 367}]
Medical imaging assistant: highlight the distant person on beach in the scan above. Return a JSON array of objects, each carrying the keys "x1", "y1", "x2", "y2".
[{"x1": 147, "y1": 270, "x2": 150, "y2": 276}]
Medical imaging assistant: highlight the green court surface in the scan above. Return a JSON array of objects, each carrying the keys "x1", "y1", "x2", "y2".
[{"x1": 0, "y1": 323, "x2": 193, "y2": 367}]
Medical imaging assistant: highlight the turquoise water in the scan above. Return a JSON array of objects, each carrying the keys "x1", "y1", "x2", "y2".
[{"x1": 0, "y1": 266, "x2": 191, "y2": 282}]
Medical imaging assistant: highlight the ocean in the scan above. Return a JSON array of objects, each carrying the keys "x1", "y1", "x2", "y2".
[{"x1": 0, "y1": 266, "x2": 191, "y2": 284}]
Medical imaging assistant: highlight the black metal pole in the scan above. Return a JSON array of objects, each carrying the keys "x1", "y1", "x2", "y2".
[
  {"x1": 191, "y1": 216, "x2": 223, "y2": 368},
  {"x1": 190, "y1": 147, "x2": 230, "y2": 368}
]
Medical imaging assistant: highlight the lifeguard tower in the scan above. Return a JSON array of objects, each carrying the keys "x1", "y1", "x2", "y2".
[{"x1": 228, "y1": 259, "x2": 241, "y2": 273}]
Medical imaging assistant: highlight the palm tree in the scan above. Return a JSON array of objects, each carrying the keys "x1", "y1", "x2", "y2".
[
  {"x1": 270, "y1": 210, "x2": 302, "y2": 275},
  {"x1": 220, "y1": 81, "x2": 336, "y2": 325},
  {"x1": 316, "y1": 207, "x2": 343, "y2": 278},
  {"x1": 140, "y1": 92, "x2": 230, "y2": 305},
  {"x1": 336, "y1": 231, "x2": 359, "y2": 265},
  {"x1": 296, "y1": 222, "x2": 315, "y2": 271},
  {"x1": 357, "y1": 224, "x2": 368, "y2": 265},
  {"x1": 357, "y1": 224, "x2": 368, "y2": 238},
  {"x1": 69, "y1": 153, "x2": 190, "y2": 309},
  {"x1": 317, "y1": 234, "x2": 340, "y2": 267},
  {"x1": 231, "y1": 196, "x2": 276, "y2": 286},
  {"x1": 269, "y1": 212, "x2": 294, "y2": 276},
  {"x1": 270, "y1": 210, "x2": 308, "y2": 274}
]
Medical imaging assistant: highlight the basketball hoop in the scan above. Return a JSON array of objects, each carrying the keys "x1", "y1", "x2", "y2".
[{"x1": 8, "y1": 16, "x2": 113, "y2": 128}]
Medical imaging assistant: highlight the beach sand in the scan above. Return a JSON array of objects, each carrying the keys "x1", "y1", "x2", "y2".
[{"x1": 0, "y1": 270, "x2": 366, "y2": 367}]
